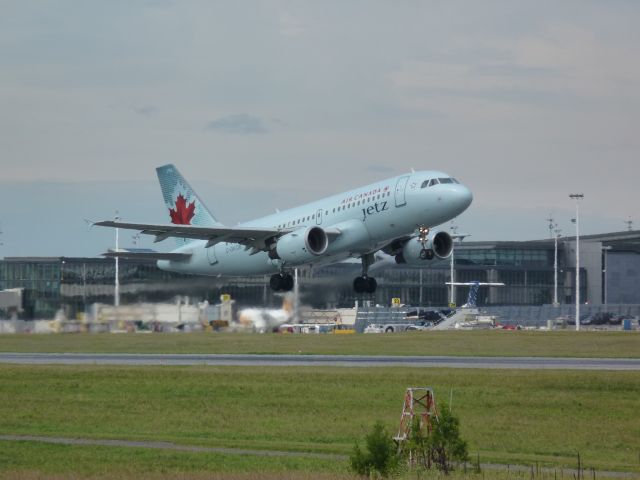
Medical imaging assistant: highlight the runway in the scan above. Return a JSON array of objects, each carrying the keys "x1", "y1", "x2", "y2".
[{"x1": 1, "y1": 353, "x2": 639, "y2": 370}]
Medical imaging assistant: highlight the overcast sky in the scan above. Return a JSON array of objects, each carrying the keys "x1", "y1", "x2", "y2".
[{"x1": 1, "y1": 1, "x2": 638, "y2": 256}]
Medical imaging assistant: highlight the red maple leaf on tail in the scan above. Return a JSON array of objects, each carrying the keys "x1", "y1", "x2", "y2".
[{"x1": 169, "y1": 194, "x2": 196, "y2": 224}]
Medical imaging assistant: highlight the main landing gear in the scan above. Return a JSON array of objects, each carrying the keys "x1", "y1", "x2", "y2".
[
  {"x1": 353, "y1": 275, "x2": 377, "y2": 294},
  {"x1": 270, "y1": 272, "x2": 294, "y2": 292},
  {"x1": 353, "y1": 253, "x2": 377, "y2": 294}
]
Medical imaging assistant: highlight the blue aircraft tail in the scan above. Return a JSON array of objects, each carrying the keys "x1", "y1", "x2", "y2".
[
  {"x1": 466, "y1": 282, "x2": 481, "y2": 308},
  {"x1": 446, "y1": 281, "x2": 505, "y2": 308}
]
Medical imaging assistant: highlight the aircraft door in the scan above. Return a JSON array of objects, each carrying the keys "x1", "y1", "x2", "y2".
[
  {"x1": 316, "y1": 208, "x2": 323, "y2": 225},
  {"x1": 206, "y1": 245, "x2": 218, "y2": 265},
  {"x1": 394, "y1": 175, "x2": 410, "y2": 207}
]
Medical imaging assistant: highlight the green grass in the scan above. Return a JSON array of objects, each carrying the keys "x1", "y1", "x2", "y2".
[
  {"x1": 0, "y1": 365, "x2": 638, "y2": 477},
  {"x1": 0, "y1": 330, "x2": 639, "y2": 357},
  {"x1": 0, "y1": 442, "x2": 606, "y2": 480},
  {"x1": 0, "y1": 441, "x2": 348, "y2": 479}
]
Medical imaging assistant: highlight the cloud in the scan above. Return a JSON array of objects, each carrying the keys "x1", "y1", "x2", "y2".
[
  {"x1": 366, "y1": 165, "x2": 394, "y2": 173},
  {"x1": 279, "y1": 11, "x2": 305, "y2": 37},
  {"x1": 133, "y1": 105, "x2": 158, "y2": 116},
  {"x1": 205, "y1": 113, "x2": 268, "y2": 134}
]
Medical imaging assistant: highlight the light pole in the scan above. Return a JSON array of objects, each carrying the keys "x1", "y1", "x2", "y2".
[
  {"x1": 114, "y1": 211, "x2": 120, "y2": 307},
  {"x1": 553, "y1": 226, "x2": 561, "y2": 306},
  {"x1": 449, "y1": 223, "x2": 457, "y2": 306},
  {"x1": 448, "y1": 222, "x2": 468, "y2": 307},
  {"x1": 602, "y1": 245, "x2": 612, "y2": 305},
  {"x1": 569, "y1": 194, "x2": 583, "y2": 331}
]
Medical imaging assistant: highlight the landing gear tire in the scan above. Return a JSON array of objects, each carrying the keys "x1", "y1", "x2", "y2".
[
  {"x1": 353, "y1": 276, "x2": 367, "y2": 293},
  {"x1": 365, "y1": 277, "x2": 377, "y2": 294},
  {"x1": 353, "y1": 276, "x2": 377, "y2": 294},
  {"x1": 419, "y1": 248, "x2": 435, "y2": 260},
  {"x1": 283, "y1": 274, "x2": 294, "y2": 291},
  {"x1": 270, "y1": 273, "x2": 294, "y2": 292}
]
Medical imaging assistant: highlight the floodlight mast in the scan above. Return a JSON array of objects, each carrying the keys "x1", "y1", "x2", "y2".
[
  {"x1": 553, "y1": 226, "x2": 561, "y2": 306},
  {"x1": 602, "y1": 245, "x2": 612, "y2": 305},
  {"x1": 114, "y1": 211, "x2": 120, "y2": 307},
  {"x1": 569, "y1": 194, "x2": 583, "y2": 331},
  {"x1": 449, "y1": 222, "x2": 458, "y2": 305},
  {"x1": 448, "y1": 222, "x2": 469, "y2": 307}
]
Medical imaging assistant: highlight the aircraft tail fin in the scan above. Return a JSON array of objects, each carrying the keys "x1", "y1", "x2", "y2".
[
  {"x1": 446, "y1": 282, "x2": 505, "y2": 308},
  {"x1": 156, "y1": 164, "x2": 221, "y2": 245}
]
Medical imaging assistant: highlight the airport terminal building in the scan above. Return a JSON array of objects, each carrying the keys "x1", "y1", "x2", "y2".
[{"x1": 1, "y1": 230, "x2": 639, "y2": 319}]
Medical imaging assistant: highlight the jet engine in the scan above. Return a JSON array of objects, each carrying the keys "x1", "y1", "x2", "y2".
[
  {"x1": 271, "y1": 226, "x2": 329, "y2": 264},
  {"x1": 395, "y1": 231, "x2": 453, "y2": 264}
]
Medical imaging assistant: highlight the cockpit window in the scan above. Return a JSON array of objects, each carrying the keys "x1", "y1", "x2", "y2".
[
  {"x1": 422, "y1": 178, "x2": 450, "y2": 188},
  {"x1": 451, "y1": 178, "x2": 459, "y2": 184}
]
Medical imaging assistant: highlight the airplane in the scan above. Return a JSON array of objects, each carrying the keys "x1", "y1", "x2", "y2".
[{"x1": 96, "y1": 164, "x2": 473, "y2": 293}]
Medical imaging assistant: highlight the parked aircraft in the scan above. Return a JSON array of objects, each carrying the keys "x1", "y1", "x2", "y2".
[{"x1": 96, "y1": 164, "x2": 472, "y2": 293}]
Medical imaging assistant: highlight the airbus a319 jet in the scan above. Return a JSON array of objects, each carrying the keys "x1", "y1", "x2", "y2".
[{"x1": 95, "y1": 164, "x2": 472, "y2": 293}]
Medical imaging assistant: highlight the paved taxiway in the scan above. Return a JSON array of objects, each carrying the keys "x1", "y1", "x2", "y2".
[{"x1": 0, "y1": 353, "x2": 639, "y2": 370}]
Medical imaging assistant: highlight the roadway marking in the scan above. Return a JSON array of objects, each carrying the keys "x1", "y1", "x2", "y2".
[{"x1": 0, "y1": 353, "x2": 639, "y2": 370}]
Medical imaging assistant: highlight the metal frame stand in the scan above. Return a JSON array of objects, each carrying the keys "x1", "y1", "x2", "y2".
[{"x1": 394, "y1": 387, "x2": 439, "y2": 459}]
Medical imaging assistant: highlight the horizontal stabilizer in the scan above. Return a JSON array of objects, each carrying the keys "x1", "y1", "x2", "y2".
[{"x1": 103, "y1": 249, "x2": 191, "y2": 262}]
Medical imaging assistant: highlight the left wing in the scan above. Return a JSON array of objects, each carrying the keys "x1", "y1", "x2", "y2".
[
  {"x1": 103, "y1": 249, "x2": 192, "y2": 262},
  {"x1": 94, "y1": 220, "x2": 293, "y2": 253}
]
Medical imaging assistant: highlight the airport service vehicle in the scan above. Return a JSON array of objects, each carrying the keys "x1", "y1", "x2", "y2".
[
  {"x1": 364, "y1": 322, "x2": 420, "y2": 333},
  {"x1": 95, "y1": 164, "x2": 472, "y2": 293}
]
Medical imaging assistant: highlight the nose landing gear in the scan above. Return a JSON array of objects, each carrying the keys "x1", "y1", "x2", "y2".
[{"x1": 418, "y1": 225, "x2": 435, "y2": 260}]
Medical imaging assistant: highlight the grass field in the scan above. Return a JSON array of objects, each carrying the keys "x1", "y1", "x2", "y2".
[
  {"x1": 0, "y1": 330, "x2": 639, "y2": 357},
  {"x1": 0, "y1": 365, "x2": 638, "y2": 478}
]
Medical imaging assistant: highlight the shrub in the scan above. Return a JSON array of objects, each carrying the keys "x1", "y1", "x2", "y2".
[
  {"x1": 350, "y1": 421, "x2": 399, "y2": 478},
  {"x1": 425, "y1": 402, "x2": 469, "y2": 473}
]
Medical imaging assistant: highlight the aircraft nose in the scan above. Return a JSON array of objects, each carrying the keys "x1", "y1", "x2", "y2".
[{"x1": 453, "y1": 184, "x2": 473, "y2": 212}]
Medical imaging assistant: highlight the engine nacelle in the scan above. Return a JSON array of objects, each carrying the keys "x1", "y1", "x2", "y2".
[
  {"x1": 395, "y1": 231, "x2": 453, "y2": 264},
  {"x1": 273, "y1": 226, "x2": 329, "y2": 265}
]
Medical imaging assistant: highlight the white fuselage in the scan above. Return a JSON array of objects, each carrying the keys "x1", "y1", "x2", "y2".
[{"x1": 157, "y1": 170, "x2": 472, "y2": 276}]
